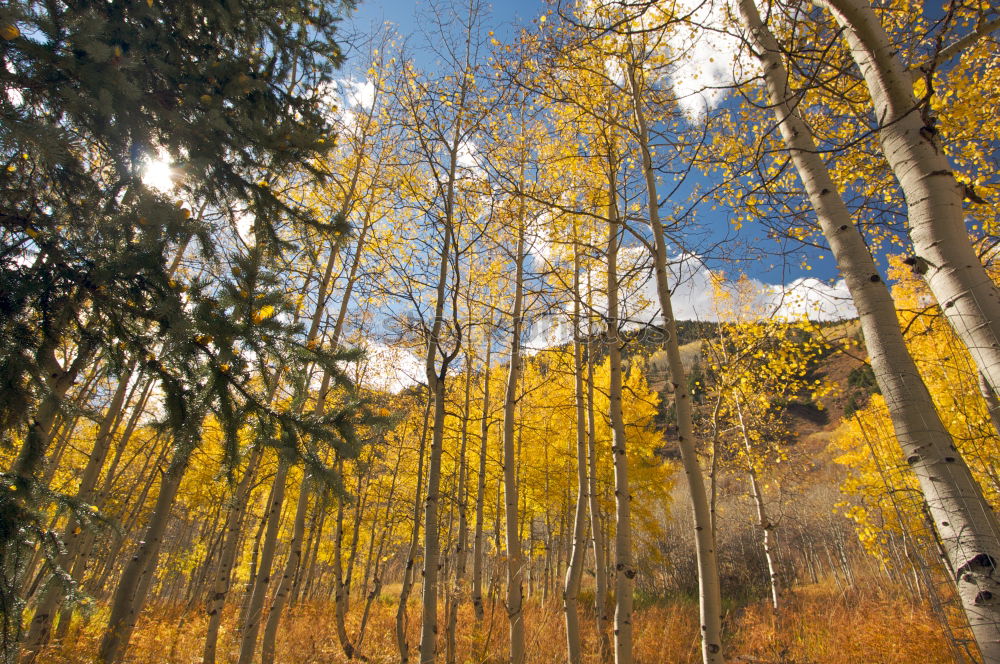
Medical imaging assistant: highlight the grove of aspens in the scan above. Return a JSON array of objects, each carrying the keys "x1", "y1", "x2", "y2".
[{"x1": 1, "y1": 0, "x2": 999, "y2": 662}]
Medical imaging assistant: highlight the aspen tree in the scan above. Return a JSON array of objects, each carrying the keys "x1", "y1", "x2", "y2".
[
  {"x1": 564, "y1": 234, "x2": 589, "y2": 664},
  {"x1": 471, "y1": 321, "x2": 495, "y2": 621},
  {"x1": 382, "y1": 5, "x2": 492, "y2": 660},
  {"x1": 397, "y1": 397, "x2": 431, "y2": 663},
  {"x1": 735, "y1": 0, "x2": 1000, "y2": 657},
  {"x1": 501, "y1": 219, "x2": 528, "y2": 664},
  {"x1": 445, "y1": 320, "x2": 476, "y2": 664},
  {"x1": 815, "y1": 0, "x2": 1000, "y2": 401},
  {"x1": 622, "y1": 47, "x2": 723, "y2": 664},
  {"x1": 604, "y1": 159, "x2": 636, "y2": 664}
]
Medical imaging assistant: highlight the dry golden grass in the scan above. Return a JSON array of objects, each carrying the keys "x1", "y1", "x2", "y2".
[{"x1": 36, "y1": 579, "x2": 966, "y2": 663}]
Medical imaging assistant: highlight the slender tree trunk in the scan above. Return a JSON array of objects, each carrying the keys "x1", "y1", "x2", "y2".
[
  {"x1": 819, "y1": 0, "x2": 1000, "y2": 398},
  {"x1": 295, "y1": 495, "x2": 327, "y2": 604},
  {"x1": 235, "y1": 457, "x2": 291, "y2": 664},
  {"x1": 343, "y1": 475, "x2": 368, "y2": 618},
  {"x1": 357, "y1": 437, "x2": 404, "y2": 652},
  {"x1": 737, "y1": 2, "x2": 1000, "y2": 659},
  {"x1": 472, "y1": 333, "x2": 493, "y2": 621},
  {"x1": 260, "y1": 472, "x2": 312, "y2": 664},
  {"x1": 564, "y1": 240, "x2": 588, "y2": 664},
  {"x1": 332, "y1": 461, "x2": 360, "y2": 659},
  {"x1": 603, "y1": 176, "x2": 635, "y2": 664},
  {"x1": 587, "y1": 322, "x2": 611, "y2": 659},
  {"x1": 96, "y1": 419, "x2": 201, "y2": 664},
  {"x1": 397, "y1": 397, "x2": 431, "y2": 663},
  {"x1": 734, "y1": 397, "x2": 781, "y2": 611},
  {"x1": 419, "y1": 371, "x2": 449, "y2": 664},
  {"x1": 445, "y1": 363, "x2": 473, "y2": 664},
  {"x1": 202, "y1": 448, "x2": 264, "y2": 664},
  {"x1": 238, "y1": 472, "x2": 273, "y2": 628},
  {"x1": 625, "y1": 57, "x2": 723, "y2": 664},
  {"x1": 418, "y1": 183, "x2": 461, "y2": 663},
  {"x1": 502, "y1": 227, "x2": 527, "y2": 664}
]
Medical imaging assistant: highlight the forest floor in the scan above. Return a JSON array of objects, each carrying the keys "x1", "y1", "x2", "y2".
[{"x1": 38, "y1": 578, "x2": 970, "y2": 664}]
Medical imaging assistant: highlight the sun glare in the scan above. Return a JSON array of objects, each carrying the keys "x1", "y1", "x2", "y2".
[{"x1": 142, "y1": 158, "x2": 174, "y2": 193}]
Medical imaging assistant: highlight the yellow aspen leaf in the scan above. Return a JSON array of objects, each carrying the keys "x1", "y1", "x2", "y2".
[{"x1": 252, "y1": 305, "x2": 276, "y2": 323}]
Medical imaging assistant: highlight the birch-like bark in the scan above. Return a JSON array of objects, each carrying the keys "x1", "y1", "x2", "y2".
[
  {"x1": 502, "y1": 227, "x2": 527, "y2": 664},
  {"x1": 445, "y1": 362, "x2": 473, "y2": 664},
  {"x1": 605, "y1": 175, "x2": 634, "y2": 664},
  {"x1": 96, "y1": 418, "x2": 201, "y2": 664},
  {"x1": 624, "y1": 58, "x2": 723, "y2": 664},
  {"x1": 397, "y1": 397, "x2": 431, "y2": 663},
  {"x1": 235, "y1": 457, "x2": 290, "y2": 664},
  {"x1": 260, "y1": 473, "x2": 311, "y2": 664},
  {"x1": 564, "y1": 241, "x2": 589, "y2": 664},
  {"x1": 733, "y1": 396, "x2": 780, "y2": 611},
  {"x1": 332, "y1": 464, "x2": 360, "y2": 659},
  {"x1": 357, "y1": 436, "x2": 404, "y2": 652},
  {"x1": 201, "y1": 447, "x2": 263, "y2": 664},
  {"x1": 586, "y1": 312, "x2": 611, "y2": 658},
  {"x1": 979, "y1": 372, "x2": 1000, "y2": 438},
  {"x1": 418, "y1": 217, "x2": 456, "y2": 664},
  {"x1": 818, "y1": 0, "x2": 1000, "y2": 401},
  {"x1": 737, "y1": 1, "x2": 1000, "y2": 658},
  {"x1": 472, "y1": 330, "x2": 493, "y2": 621}
]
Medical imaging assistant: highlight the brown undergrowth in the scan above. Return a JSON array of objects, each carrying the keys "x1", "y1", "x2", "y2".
[{"x1": 35, "y1": 580, "x2": 965, "y2": 663}]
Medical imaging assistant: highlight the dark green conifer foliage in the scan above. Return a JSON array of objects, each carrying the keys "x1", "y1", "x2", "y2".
[{"x1": 0, "y1": 0, "x2": 357, "y2": 658}]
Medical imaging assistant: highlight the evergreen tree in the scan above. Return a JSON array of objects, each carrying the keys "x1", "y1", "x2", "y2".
[{"x1": 0, "y1": 0, "x2": 355, "y2": 658}]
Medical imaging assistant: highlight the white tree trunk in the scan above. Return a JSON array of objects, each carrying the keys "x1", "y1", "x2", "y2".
[
  {"x1": 502, "y1": 228, "x2": 527, "y2": 664},
  {"x1": 397, "y1": 398, "x2": 430, "y2": 663},
  {"x1": 625, "y1": 58, "x2": 723, "y2": 664},
  {"x1": 738, "y1": 2, "x2": 1000, "y2": 659},
  {"x1": 260, "y1": 473, "x2": 311, "y2": 664},
  {"x1": 734, "y1": 396, "x2": 781, "y2": 611},
  {"x1": 445, "y1": 364, "x2": 472, "y2": 664},
  {"x1": 818, "y1": 0, "x2": 1000, "y2": 402},
  {"x1": 604, "y1": 188, "x2": 635, "y2": 664},
  {"x1": 472, "y1": 334, "x2": 493, "y2": 621},
  {"x1": 586, "y1": 307, "x2": 612, "y2": 658},
  {"x1": 97, "y1": 425, "x2": 198, "y2": 664},
  {"x1": 235, "y1": 457, "x2": 290, "y2": 664},
  {"x1": 201, "y1": 447, "x2": 262, "y2": 664},
  {"x1": 564, "y1": 243, "x2": 588, "y2": 664}
]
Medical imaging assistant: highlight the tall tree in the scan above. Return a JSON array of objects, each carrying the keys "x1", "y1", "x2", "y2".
[
  {"x1": 0, "y1": 0, "x2": 352, "y2": 658},
  {"x1": 816, "y1": 0, "x2": 1000, "y2": 403},
  {"x1": 734, "y1": 0, "x2": 1000, "y2": 656}
]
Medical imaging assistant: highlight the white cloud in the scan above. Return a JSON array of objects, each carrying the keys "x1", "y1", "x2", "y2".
[
  {"x1": 526, "y1": 251, "x2": 856, "y2": 350},
  {"x1": 661, "y1": 0, "x2": 743, "y2": 119},
  {"x1": 344, "y1": 78, "x2": 376, "y2": 110},
  {"x1": 456, "y1": 139, "x2": 482, "y2": 175},
  {"x1": 582, "y1": 0, "x2": 743, "y2": 118},
  {"x1": 317, "y1": 78, "x2": 377, "y2": 128},
  {"x1": 235, "y1": 209, "x2": 255, "y2": 244},
  {"x1": 525, "y1": 209, "x2": 555, "y2": 262},
  {"x1": 354, "y1": 340, "x2": 422, "y2": 394}
]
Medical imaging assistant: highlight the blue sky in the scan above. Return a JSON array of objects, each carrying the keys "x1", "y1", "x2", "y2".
[
  {"x1": 345, "y1": 0, "x2": 544, "y2": 38},
  {"x1": 336, "y1": 0, "x2": 916, "y2": 296}
]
